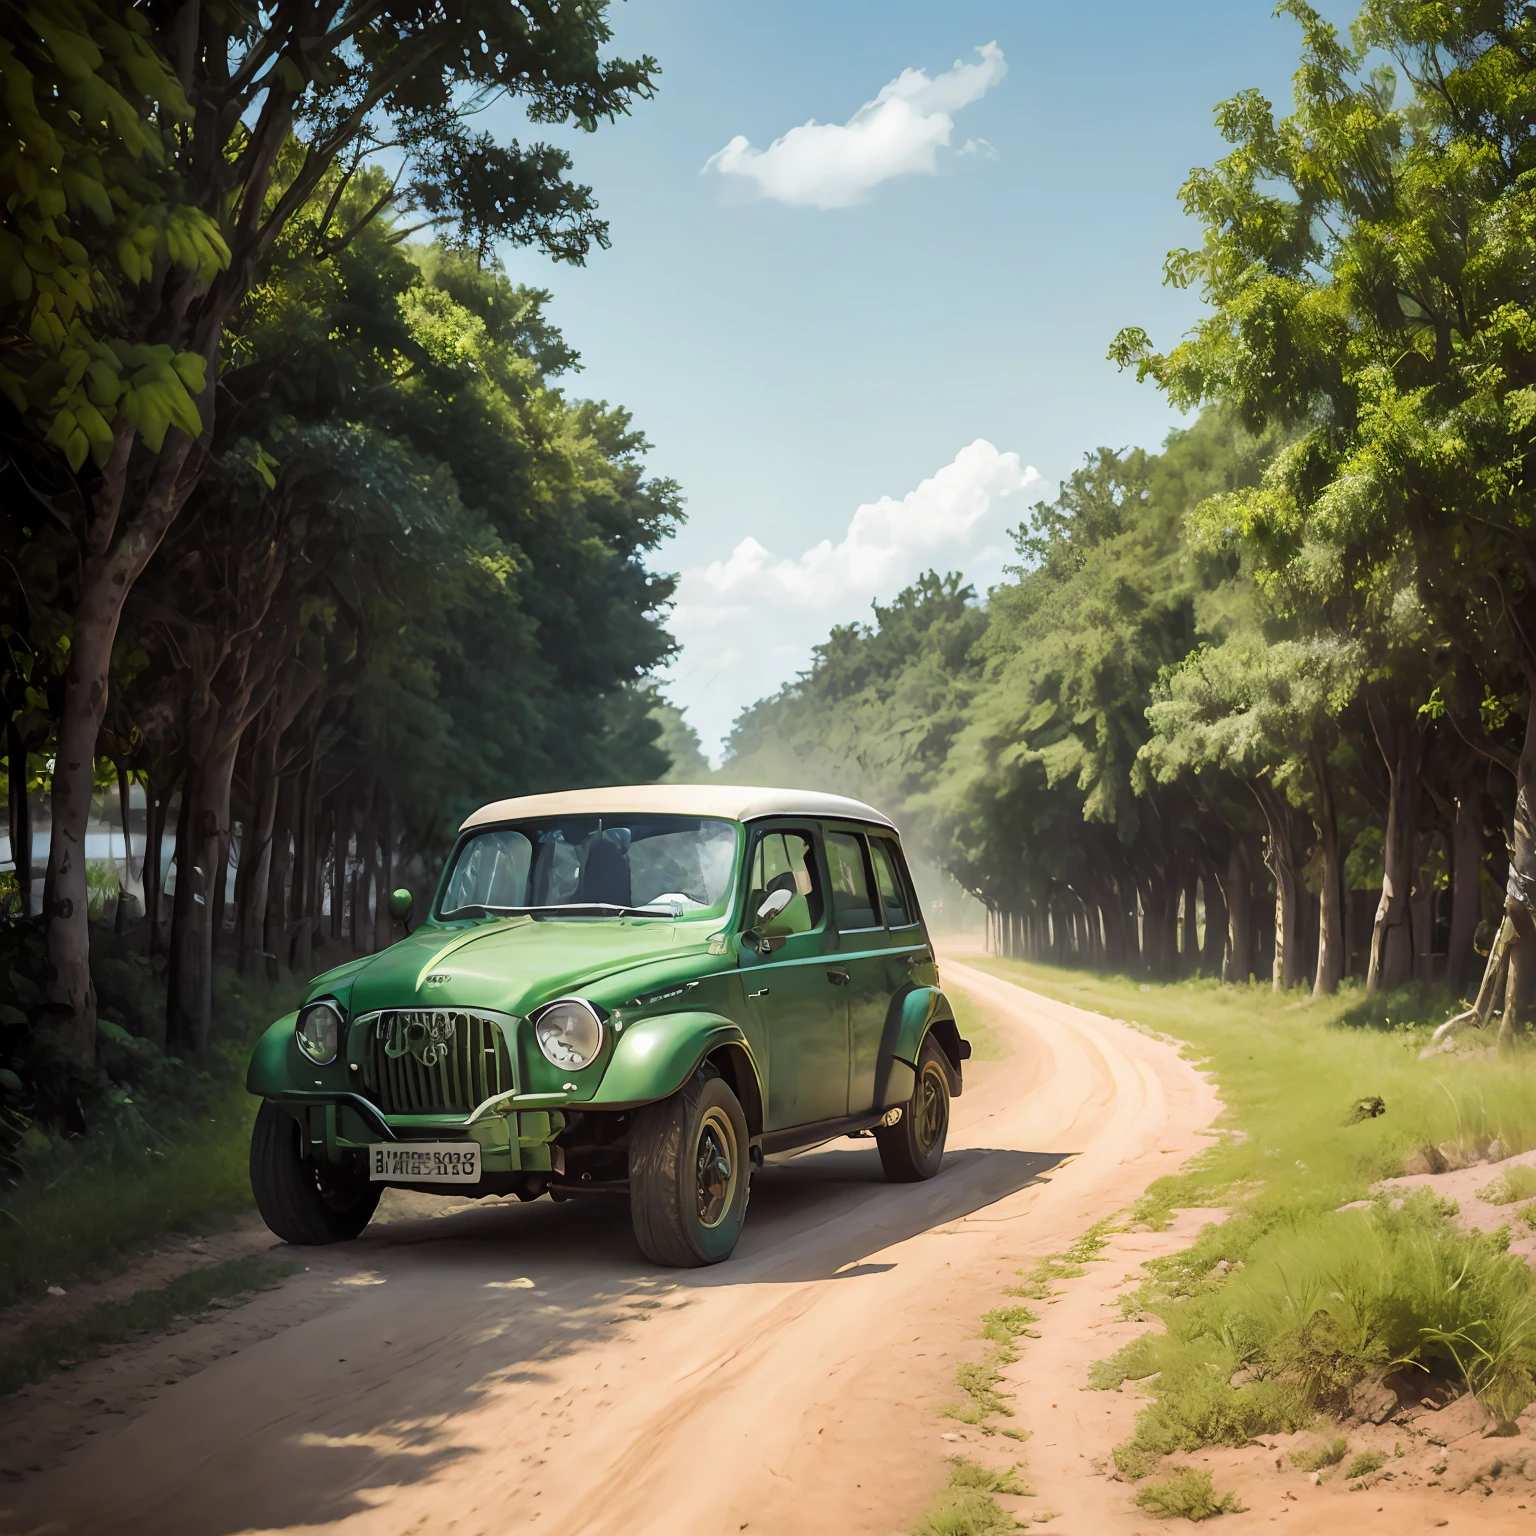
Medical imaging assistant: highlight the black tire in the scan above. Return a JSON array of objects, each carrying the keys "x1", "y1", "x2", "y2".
[
  {"x1": 629, "y1": 1068, "x2": 751, "y2": 1267},
  {"x1": 875, "y1": 1035, "x2": 951, "y2": 1182},
  {"x1": 250, "y1": 1099, "x2": 381, "y2": 1245}
]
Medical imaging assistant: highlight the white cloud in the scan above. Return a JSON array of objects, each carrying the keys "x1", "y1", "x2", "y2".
[
  {"x1": 704, "y1": 42, "x2": 1007, "y2": 209},
  {"x1": 665, "y1": 441, "x2": 1041, "y2": 756}
]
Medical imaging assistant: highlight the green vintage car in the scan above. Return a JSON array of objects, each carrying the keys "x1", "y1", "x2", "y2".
[{"x1": 246, "y1": 785, "x2": 967, "y2": 1266}]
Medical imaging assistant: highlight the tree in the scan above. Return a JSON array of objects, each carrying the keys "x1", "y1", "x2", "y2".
[
  {"x1": 0, "y1": 0, "x2": 656, "y2": 1063},
  {"x1": 1111, "y1": 1, "x2": 1536, "y2": 1035}
]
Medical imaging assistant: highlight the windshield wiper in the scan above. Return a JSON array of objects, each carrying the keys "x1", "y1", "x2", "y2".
[{"x1": 528, "y1": 903, "x2": 677, "y2": 919}]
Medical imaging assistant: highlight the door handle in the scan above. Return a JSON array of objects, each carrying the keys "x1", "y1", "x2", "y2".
[
  {"x1": 905, "y1": 949, "x2": 932, "y2": 968},
  {"x1": 747, "y1": 987, "x2": 770, "y2": 999},
  {"x1": 827, "y1": 967, "x2": 850, "y2": 986}
]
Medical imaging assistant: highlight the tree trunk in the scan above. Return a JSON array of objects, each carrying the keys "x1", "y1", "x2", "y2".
[
  {"x1": 1222, "y1": 844, "x2": 1254, "y2": 983},
  {"x1": 1366, "y1": 707, "x2": 1425, "y2": 992},
  {"x1": 167, "y1": 741, "x2": 239, "y2": 1063},
  {"x1": 1447, "y1": 770, "x2": 1483, "y2": 995},
  {"x1": 239, "y1": 728, "x2": 282, "y2": 976},
  {"x1": 7, "y1": 719, "x2": 30, "y2": 915},
  {"x1": 43, "y1": 437, "x2": 193, "y2": 1067},
  {"x1": 142, "y1": 780, "x2": 165, "y2": 959},
  {"x1": 1201, "y1": 869, "x2": 1227, "y2": 977},
  {"x1": 1180, "y1": 866, "x2": 1199, "y2": 975},
  {"x1": 113, "y1": 758, "x2": 133, "y2": 936},
  {"x1": 373, "y1": 783, "x2": 394, "y2": 953},
  {"x1": 1255, "y1": 787, "x2": 1301, "y2": 990},
  {"x1": 1312, "y1": 755, "x2": 1345, "y2": 997}
]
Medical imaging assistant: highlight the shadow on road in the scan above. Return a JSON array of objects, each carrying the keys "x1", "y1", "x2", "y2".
[{"x1": 14, "y1": 1141, "x2": 1067, "y2": 1536}]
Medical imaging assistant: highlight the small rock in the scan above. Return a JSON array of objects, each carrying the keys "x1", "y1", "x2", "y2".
[
  {"x1": 1388, "y1": 1198, "x2": 1405, "y2": 1211},
  {"x1": 1405, "y1": 1145, "x2": 1447, "y2": 1176},
  {"x1": 1437, "y1": 1140, "x2": 1471, "y2": 1172},
  {"x1": 1335, "y1": 1200, "x2": 1374, "y2": 1212},
  {"x1": 1349, "y1": 1375, "x2": 1401, "y2": 1425},
  {"x1": 1487, "y1": 1137, "x2": 1508, "y2": 1163},
  {"x1": 45, "y1": 1286, "x2": 65, "y2": 1297}
]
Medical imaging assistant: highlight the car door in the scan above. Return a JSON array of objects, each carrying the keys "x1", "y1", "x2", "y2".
[
  {"x1": 738, "y1": 825, "x2": 849, "y2": 1130},
  {"x1": 822, "y1": 827, "x2": 898, "y2": 1117}
]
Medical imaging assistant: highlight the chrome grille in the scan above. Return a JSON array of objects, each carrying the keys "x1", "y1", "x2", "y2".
[{"x1": 357, "y1": 1010, "x2": 515, "y2": 1114}]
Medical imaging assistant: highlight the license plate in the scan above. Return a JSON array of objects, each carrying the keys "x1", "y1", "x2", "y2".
[{"x1": 369, "y1": 1142, "x2": 481, "y2": 1184}]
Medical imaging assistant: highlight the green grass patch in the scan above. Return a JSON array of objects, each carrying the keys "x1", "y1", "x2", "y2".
[
  {"x1": 1133, "y1": 1467, "x2": 1244, "y2": 1520},
  {"x1": 0, "y1": 956, "x2": 303, "y2": 1307},
  {"x1": 1008, "y1": 1219, "x2": 1115, "y2": 1300},
  {"x1": 944, "y1": 1354, "x2": 1015, "y2": 1424},
  {"x1": 911, "y1": 1459, "x2": 1029, "y2": 1535},
  {"x1": 1478, "y1": 1164, "x2": 1536, "y2": 1206},
  {"x1": 0, "y1": 1255, "x2": 299, "y2": 1396},
  {"x1": 1343, "y1": 1450, "x2": 1385, "y2": 1479},
  {"x1": 1288, "y1": 1436, "x2": 1347, "y2": 1471},
  {"x1": 965, "y1": 958, "x2": 1536, "y2": 1461},
  {"x1": 981, "y1": 1304, "x2": 1040, "y2": 1358}
]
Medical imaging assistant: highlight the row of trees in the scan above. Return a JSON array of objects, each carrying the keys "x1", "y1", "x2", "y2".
[
  {"x1": 725, "y1": 2, "x2": 1536, "y2": 1044},
  {"x1": 1, "y1": 1, "x2": 677, "y2": 1096}
]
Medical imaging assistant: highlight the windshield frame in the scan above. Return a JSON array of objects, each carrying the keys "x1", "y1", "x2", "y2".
[{"x1": 431, "y1": 814, "x2": 745, "y2": 924}]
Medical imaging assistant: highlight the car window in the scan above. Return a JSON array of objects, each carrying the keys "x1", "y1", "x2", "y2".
[
  {"x1": 824, "y1": 831, "x2": 879, "y2": 930},
  {"x1": 746, "y1": 831, "x2": 823, "y2": 935},
  {"x1": 869, "y1": 838, "x2": 916, "y2": 927}
]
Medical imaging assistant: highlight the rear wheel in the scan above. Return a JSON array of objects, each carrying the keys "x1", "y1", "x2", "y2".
[
  {"x1": 629, "y1": 1068, "x2": 751, "y2": 1266},
  {"x1": 875, "y1": 1036, "x2": 951, "y2": 1182},
  {"x1": 250, "y1": 1100, "x2": 381, "y2": 1245}
]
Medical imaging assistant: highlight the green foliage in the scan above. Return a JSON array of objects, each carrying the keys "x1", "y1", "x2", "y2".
[
  {"x1": 943, "y1": 1354, "x2": 1014, "y2": 1424},
  {"x1": 1133, "y1": 1468, "x2": 1245, "y2": 1520},
  {"x1": 0, "y1": 1255, "x2": 298, "y2": 1397},
  {"x1": 911, "y1": 1460, "x2": 1028, "y2": 1536},
  {"x1": 1288, "y1": 1437, "x2": 1348, "y2": 1472},
  {"x1": 1477, "y1": 1165, "x2": 1536, "y2": 1206},
  {"x1": 977, "y1": 958, "x2": 1536, "y2": 1459},
  {"x1": 1343, "y1": 1450, "x2": 1385, "y2": 1480},
  {"x1": 945, "y1": 1460, "x2": 1031, "y2": 1496}
]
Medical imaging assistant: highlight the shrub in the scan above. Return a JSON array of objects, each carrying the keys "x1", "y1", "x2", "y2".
[
  {"x1": 945, "y1": 1459, "x2": 1031, "y2": 1496},
  {"x1": 1344, "y1": 1450, "x2": 1385, "y2": 1479},
  {"x1": 1133, "y1": 1468, "x2": 1244, "y2": 1520},
  {"x1": 1477, "y1": 1165, "x2": 1536, "y2": 1206},
  {"x1": 1288, "y1": 1437, "x2": 1347, "y2": 1472}
]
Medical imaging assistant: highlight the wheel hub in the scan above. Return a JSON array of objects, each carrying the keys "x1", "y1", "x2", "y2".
[{"x1": 695, "y1": 1108, "x2": 738, "y2": 1227}]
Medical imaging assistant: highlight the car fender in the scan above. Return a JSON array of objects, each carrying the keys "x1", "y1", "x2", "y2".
[
  {"x1": 881, "y1": 985, "x2": 964, "y2": 1103},
  {"x1": 247, "y1": 1013, "x2": 302, "y2": 1096},
  {"x1": 593, "y1": 1009, "x2": 762, "y2": 1113}
]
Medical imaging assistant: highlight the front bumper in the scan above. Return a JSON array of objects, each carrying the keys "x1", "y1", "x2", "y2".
[{"x1": 272, "y1": 1094, "x2": 568, "y2": 1174}]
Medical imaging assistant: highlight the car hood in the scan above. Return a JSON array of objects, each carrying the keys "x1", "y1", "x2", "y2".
[{"x1": 315, "y1": 916, "x2": 718, "y2": 1017}]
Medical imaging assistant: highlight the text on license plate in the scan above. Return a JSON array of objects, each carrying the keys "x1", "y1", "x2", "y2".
[{"x1": 369, "y1": 1142, "x2": 481, "y2": 1183}]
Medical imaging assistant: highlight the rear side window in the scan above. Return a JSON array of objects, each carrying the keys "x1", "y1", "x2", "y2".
[
  {"x1": 824, "y1": 832, "x2": 879, "y2": 930},
  {"x1": 747, "y1": 831, "x2": 824, "y2": 934},
  {"x1": 869, "y1": 838, "x2": 916, "y2": 927}
]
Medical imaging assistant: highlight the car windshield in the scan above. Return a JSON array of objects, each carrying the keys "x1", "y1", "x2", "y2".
[{"x1": 437, "y1": 815, "x2": 739, "y2": 920}]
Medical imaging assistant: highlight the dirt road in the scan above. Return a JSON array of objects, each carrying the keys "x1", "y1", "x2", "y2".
[{"x1": 0, "y1": 957, "x2": 1218, "y2": 1536}]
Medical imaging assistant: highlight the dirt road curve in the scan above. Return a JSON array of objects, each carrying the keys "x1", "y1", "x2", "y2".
[{"x1": 1, "y1": 957, "x2": 1218, "y2": 1536}]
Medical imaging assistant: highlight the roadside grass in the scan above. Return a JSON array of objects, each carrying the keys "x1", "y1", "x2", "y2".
[
  {"x1": 1133, "y1": 1467, "x2": 1244, "y2": 1520},
  {"x1": 1479, "y1": 1164, "x2": 1536, "y2": 1205},
  {"x1": 950, "y1": 986, "x2": 1008, "y2": 1063},
  {"x1": 0, "y1": 953, "x2": 303, "y2": 1307},
  {"x1": 967, "y1": 957, "x2": 1536, "y2": 1469},
  {"x1": 911, "y1": 1459, "x2": 1031, "y2": 1536},
  {"x1": 0, "y1": 1255, "x2": 299, "y2": 1396}
]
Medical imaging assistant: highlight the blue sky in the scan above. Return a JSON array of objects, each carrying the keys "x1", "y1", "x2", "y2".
[{"x1": 491, "y1": 0, "x2": 1354, "y2": 756}]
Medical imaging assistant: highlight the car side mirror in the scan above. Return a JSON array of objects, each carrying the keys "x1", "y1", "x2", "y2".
[
  {"x1": 388, "y1": 888, "x2": 414, "y2": 930},
  {"x1": 755, "y1": 888, "x2": 793, "y2": 925}
]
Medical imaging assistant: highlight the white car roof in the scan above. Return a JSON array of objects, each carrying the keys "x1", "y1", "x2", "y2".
[{"x1": 459, "y1": 784, "x2": 897, "y2": 833}]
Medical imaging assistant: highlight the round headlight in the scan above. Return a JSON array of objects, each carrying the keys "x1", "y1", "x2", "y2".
[
  {"x1": 533, "y1": 998, "x2": 604, "y2": 1071},
  {"x1": 295, "y1": 1001, "x2": 342, "y2": 1065}
]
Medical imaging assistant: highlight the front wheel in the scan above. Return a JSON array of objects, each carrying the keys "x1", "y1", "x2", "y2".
[
  {"x1": 875, "y1": 1036, "x2": 951, "y2": 1182},
  {"x1": 629, "y1": 1068, "x2": 751, "y2": 1266},
  {"x1": 250, "y1": 1100, "x2": 381, "y2": 1245}
]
